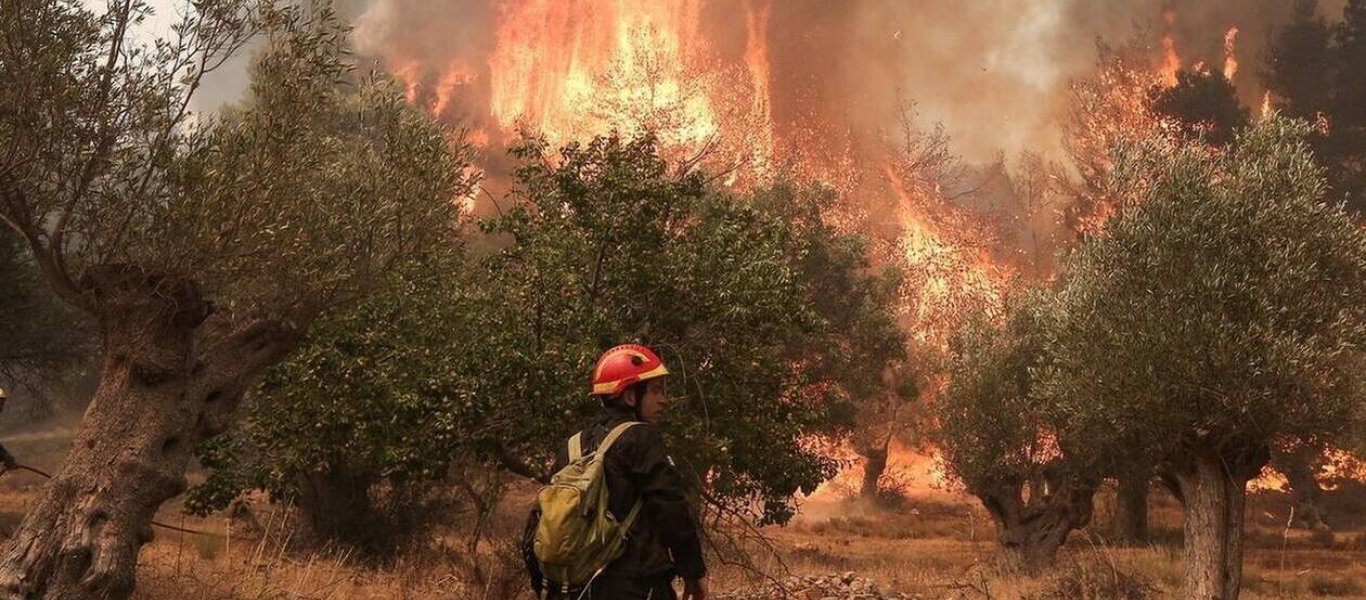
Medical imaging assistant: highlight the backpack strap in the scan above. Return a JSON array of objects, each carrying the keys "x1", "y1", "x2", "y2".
[
  {"x1": 595, "y1": 421, "x2": 644, "y2": 458},
  {"x1": 596, "y1": 422, "x2": 646, "y2": 535},
  {"x1": 568, "y1": 432, "x2": 583, "y2": 461},
  {"x1": 567, "y1": 421, "x2": 645, "y2": 462}
]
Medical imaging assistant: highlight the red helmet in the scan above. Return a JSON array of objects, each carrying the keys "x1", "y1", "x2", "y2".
[{"x1": 591, "y1": 344, "x2": 670, "y2": 396}]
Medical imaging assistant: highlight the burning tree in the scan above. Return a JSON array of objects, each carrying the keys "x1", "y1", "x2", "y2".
[
  {"x1": 1062, "y1": 41, "x2": 1174, "y2": 236},
  {"x1": 934, "y1": 289, "x2": 1099, "y2": 574},
  {"x1": 0, "y1": 1, "x2": 473, "y2": 596},
  {"x1": 1040, "y1": 118, "x2": 1366, "y2": 600}
]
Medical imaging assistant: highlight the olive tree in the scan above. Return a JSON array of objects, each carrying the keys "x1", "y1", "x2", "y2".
[
  {"x1": 477, "y1": 137, "x2": 893, "y2": 525},
  {"x1": 1040, "y1": 118, "x2": 1366, "y2": 600},
  {"x1": 0, "y1": 1, "x2": 473, "y2": 596},
  {"x1": 935, "y1": 290, "x2": 1099, "y2": 574},
  {"x1": 186, "y1": 253, "x2": 487, "y2": 557}
]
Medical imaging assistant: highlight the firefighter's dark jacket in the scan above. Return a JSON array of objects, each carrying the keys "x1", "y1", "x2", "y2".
[{"x1": 523, "y1": 404, "x2": 707, "y2": 585}]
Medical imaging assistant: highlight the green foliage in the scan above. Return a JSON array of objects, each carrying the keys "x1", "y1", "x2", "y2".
[
  {"x1": 936, "y1": 291, "x2": 1057, "y2": 492},
  {"x1": 1040, "y1": 117, "x2": 1366, "y2": 465},
  {"x1": 1150, "y1": 69, "x2": 1249, "y2": 147},
  {"x1": 483, "y1": 136, "x2": 906, "y2": 524},
  {"x1": 192, "y1": 134, "x2": 908, "y2": 530},
  {"x1": 747, "y1": 182, "x2": 910, "y2": 432},
  {"x1": 164, "y1": 7, "x2": 475, "y2": 319},
  {"x1": 0, "y1": 231, "x2": 82, "y2": 379},
  {"x1": 185, "y1": 255, "x2": 481, "y2": 518},
  {"x1": 0, "y1": 0, "x2": 474, "y2": 321}
]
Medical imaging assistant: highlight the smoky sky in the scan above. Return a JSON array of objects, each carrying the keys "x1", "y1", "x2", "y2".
[{"x1": 346, "y1": 0, "x2": 1336, "y2": 164}]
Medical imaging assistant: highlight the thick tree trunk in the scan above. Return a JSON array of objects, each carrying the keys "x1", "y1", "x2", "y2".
[
  {"x1": 859, "y1": 438, "x2": 889, "y2": 501},
  {"x1": 979, "y1": 472, "x2": 1097, "y2": 575},
  {"x1": 1272, "y1": 449, "x2": 1329, "y2": 531},
  {"x1": 996, "y1": 506, "x2": 1079, "y2": 574},
  {"x1": 1172, "y1": 447, "x2": 1263, "y2": 600},
  {"x1": 1115, "y1": 473, "x2": 1149, "y2": 543},
  {"x1": 0, "y1": 268, "x2": 295, "y2": 600},
  {"x1": 298, "y1": 467, "x2": 387, "y2": 555}
]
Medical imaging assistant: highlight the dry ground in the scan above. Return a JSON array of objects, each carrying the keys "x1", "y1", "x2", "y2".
[{"x1": 0, "y1": 421, "x2": 1362, "y2": 599}]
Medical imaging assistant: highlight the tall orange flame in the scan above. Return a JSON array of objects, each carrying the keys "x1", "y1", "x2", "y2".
[
  {"x1": 485, "y1": 0, "x2": 717, "y2": 149},
  {"x1": 742, "y1": 0, "x2": 775, "y2": 173},
  {"x1": 394, "y1": 61, "x2": 423, "y2": 104},
  {"x1": 1222, "y1": 26, "x2": 1239, "y2": 80},
  {"x1": 433, "y1": 62, "x2": 478, "y2": 117},
  {"x1": 1159, "y1": 8, "x2": 1180, "y2": 86}
]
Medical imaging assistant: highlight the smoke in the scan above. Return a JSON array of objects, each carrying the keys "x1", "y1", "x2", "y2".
[{"x1": 346, "y1": 0, "x2": 1317, "y2": 164}]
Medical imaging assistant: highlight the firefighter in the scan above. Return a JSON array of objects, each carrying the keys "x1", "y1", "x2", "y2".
[
  {"x1": 0, "y1": 388, "x2": 17, "y2": 473},
  {"x1": 525, "y1": 344, "x2": 708, "y2": 600}
]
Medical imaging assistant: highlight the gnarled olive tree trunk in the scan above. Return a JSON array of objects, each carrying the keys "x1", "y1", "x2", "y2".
[
  {"x1": 1115, "y1": 472, "x2": 1150, "y2": 543},
  {"x1": 1170, "y1": 444, "x2": 1268, "y2": 600},
  {"x1": 977, "y1": 471, "x2": 1098, "y2": 574},
  {"x1": 1271, "y1": 448, "x2": 1329, "y2": 531},
  {"x1": 0, "y1": 267, "x2": 296, "y2": 600}
]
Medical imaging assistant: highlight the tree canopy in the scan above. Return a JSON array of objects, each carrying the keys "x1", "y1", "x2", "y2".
[
  {"x1": 935, "y1": 289, "x2": 1098, "y2": 573},
  {"x1": 1041, "y1": 117, "x2": 1366, "y2": 464},
  {"x1": 1150, "y1": 69, "x2": 1250, "y2": 147},
  {"x1": 1264, "y1": 0, "x2": 1366, "y2": 216}
]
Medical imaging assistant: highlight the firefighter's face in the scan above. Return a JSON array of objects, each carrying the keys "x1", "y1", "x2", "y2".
[{"x1": 631, "y1": 379, "x2": 668, "y2": 424}]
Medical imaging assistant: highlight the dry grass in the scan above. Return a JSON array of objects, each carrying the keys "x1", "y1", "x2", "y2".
[{"x1": 1, "y1": 426, "x2": 1364, "y2": 599}]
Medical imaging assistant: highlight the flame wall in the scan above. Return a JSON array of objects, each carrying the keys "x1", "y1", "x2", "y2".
[{"x1": 349, "y1": 0, "x2": 1318, "y2": 165}]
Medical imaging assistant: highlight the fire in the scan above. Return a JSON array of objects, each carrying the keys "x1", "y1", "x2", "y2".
[
  {"x1": 1159, "y1": 8, "x2": 1180, "y2": 86},
  {"x1": 1222, "y1": 26, "x2": 1239, "y2": 80},
  {"x1": 1260, "y1": 90, "x2": 1273, "y2": 120},
  {"x1": 433, "y1": 63, "x2": 478, "y2": 117},
  {"x1": 393, "y1": 61, "x2": 423, "y2": 104},
  {"x1": 350, "y1": 2, "x2": 1366, "y2": 509},
  {"x1": 884, "y1": 164, "x2": 1009, "y2": 344},
  {"x1": 805, "y1": 438, "x2": 955, "y2": 503},
  {"x1": 741, "y1": 0, "x2": 774, "y2": 173},
  {"x1": 486, "y1": 0, "x2": 719, "y2": 150}
]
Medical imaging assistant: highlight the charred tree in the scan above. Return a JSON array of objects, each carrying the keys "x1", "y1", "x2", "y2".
[{"x1": 857, "y1": 435, "x2": 890, "y2": 501}]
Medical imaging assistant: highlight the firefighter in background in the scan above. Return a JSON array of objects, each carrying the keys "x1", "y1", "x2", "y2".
[{"x1": 0, "y1": 388, "x2": 18, "y2": 473}]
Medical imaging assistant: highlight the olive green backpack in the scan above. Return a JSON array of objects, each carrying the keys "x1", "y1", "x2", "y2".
[{"x1": 533, "y1": 421, "x2": 644, "y2": 593}]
